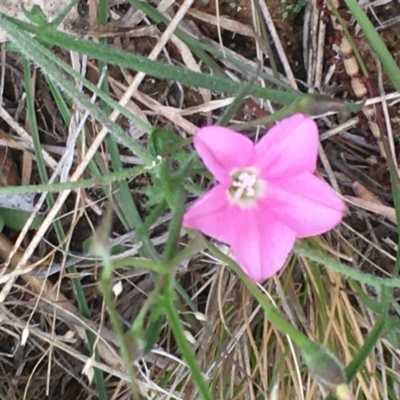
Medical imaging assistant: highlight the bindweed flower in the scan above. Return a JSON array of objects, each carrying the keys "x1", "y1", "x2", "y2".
[{"x1": 183, "y1": 114, "x2": 344, "y2": 282}]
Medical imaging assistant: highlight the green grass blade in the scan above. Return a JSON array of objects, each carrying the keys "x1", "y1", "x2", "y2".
[{"x1": 0, "y1": 12, "x2": 302, "y2": 105}]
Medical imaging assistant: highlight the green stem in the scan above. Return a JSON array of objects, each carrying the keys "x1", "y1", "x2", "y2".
[
  {"x1": 98, "y1": 251, "x2": 140, "y2": 396},
  {"x1": 205, "y1": 240, "x2": 309, "y2": 346},
  {"x1": 162, "y1": 186, "x2": 186, "y2": 263},
  {"x1": 0, "y1": 166, "x2": 146, "y2": 195},
  {"x1": 295, "y1": 241, "x2": 400, "y2": 288},
  {"x1": 163, "y1": 277, "x2": 213, "y2": 400}
]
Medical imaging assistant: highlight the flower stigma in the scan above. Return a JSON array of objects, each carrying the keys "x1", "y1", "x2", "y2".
[{"x1": 228, "y1": 167, "x2": 266, "y2": 206}]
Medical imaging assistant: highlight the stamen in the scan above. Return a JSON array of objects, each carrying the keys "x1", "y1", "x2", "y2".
[
  {"x1": 229, "y1": 168, "x2": 263, "y2": 204},
  {"x1": 245, "y1": 187, "x2": 255, "y2": 197}
]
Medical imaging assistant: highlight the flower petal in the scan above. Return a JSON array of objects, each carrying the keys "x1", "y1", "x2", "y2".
[
  {"x1": 194, "y1": 126, "x2": 254, "y2": 183},
  {"x1": 254, "y1": 114, "x2": 319, "y2": 179},
  {"x1": 230, "y1": 209, "x2": 296, "y2": 282},
  {"x1": 183, "y1": 185, "x2": 246, "y2": 244},
  {"x1": 264, "y1": 172, "x2": 344, "y2": 237}
]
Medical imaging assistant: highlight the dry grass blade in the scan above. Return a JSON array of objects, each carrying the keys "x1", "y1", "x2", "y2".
[{"x1": 0, "y1": 233, "x2": 127, "y2": 369}]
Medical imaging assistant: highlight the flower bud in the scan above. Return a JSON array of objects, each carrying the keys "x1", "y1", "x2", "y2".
[
  {"x1": 301, "y1": 341, "x2": 354, "y2": 399},
  {"x1": 296, "y1": 94, "x2": 346, "y2": 116},
  {"x1": 336, "y1": 383, "x2": 355, "y2": 400}
]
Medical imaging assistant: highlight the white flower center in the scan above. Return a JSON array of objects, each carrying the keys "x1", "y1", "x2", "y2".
[{"x1": 228, "y1": 167, "x2": 265, "y2": 206}]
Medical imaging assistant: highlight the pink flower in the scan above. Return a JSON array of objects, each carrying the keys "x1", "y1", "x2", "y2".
[{"x1": 183, "y1": 114, "x2": 344, "y2": 282}]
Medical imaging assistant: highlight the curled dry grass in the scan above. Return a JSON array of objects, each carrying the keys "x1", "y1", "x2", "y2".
[{"x1": 0, "y1": 0, "x2": 400, "y2": 399}]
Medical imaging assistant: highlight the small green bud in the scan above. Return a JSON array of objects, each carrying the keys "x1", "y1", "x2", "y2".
[
  {"x1": 336, "y1": 383, "x2": 355, "y2": 400},
  {"x1": 296, "y1": 94, "x2": 347, "y2": 116},
  {"x1": 301, "y1": 340, "x2": 353, "y2": 397}
]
